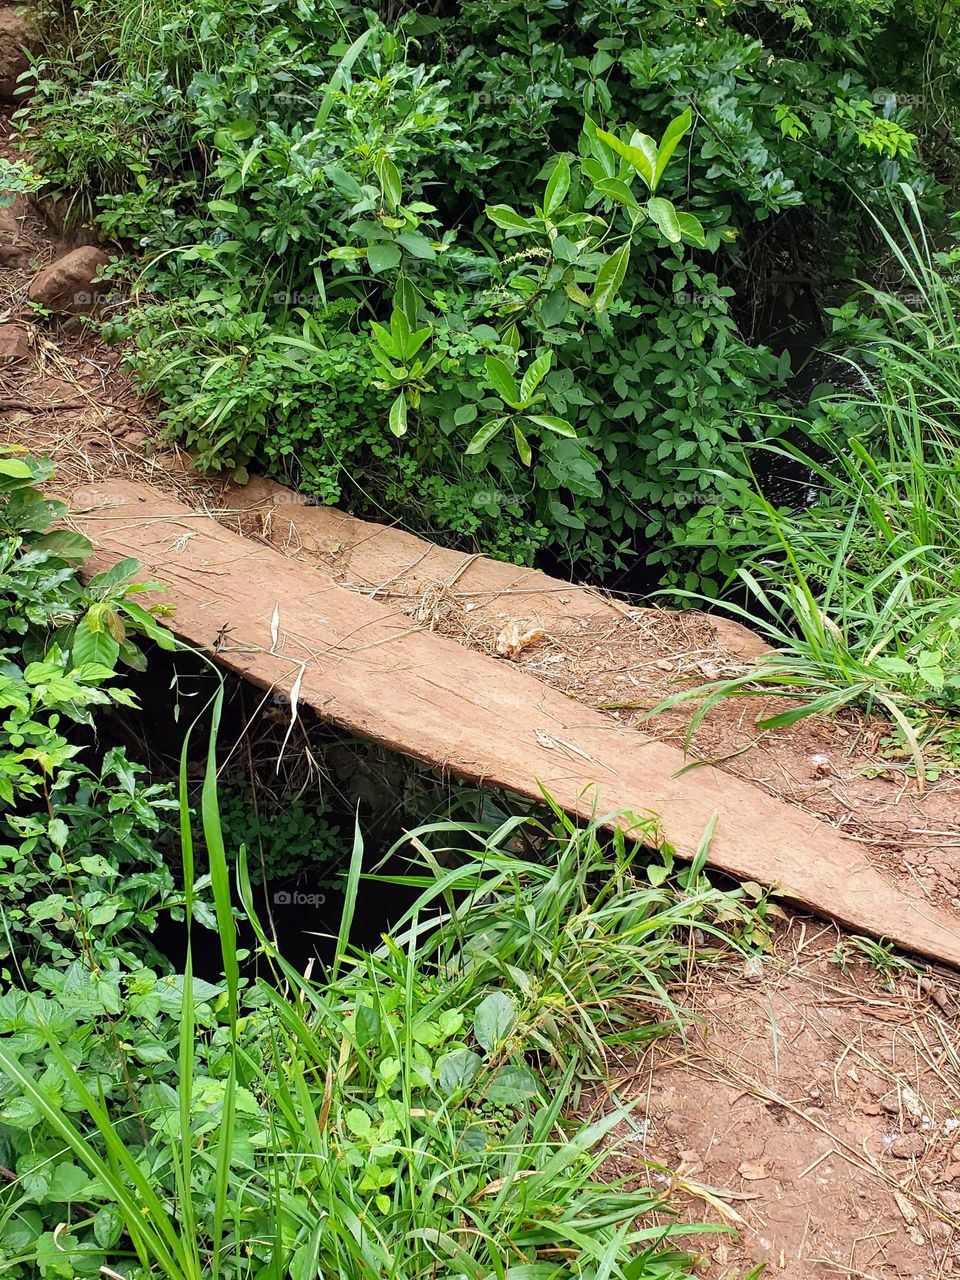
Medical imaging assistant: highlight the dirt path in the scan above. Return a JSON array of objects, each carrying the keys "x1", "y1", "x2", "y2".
[
  {"x1": 201, "y1": 473, "x2": 960, "y2": 921},
  {"x1": 3, "y1": 92, "x2": 960, "y2": 1276},
  {"x1": 600, "y1": 925, "x2": 960, "y2": 1278}
]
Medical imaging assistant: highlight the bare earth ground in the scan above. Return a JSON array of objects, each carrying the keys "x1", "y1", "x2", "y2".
[{"x1": 3, "y1": 105, "x2": 960, "y2": 1277}]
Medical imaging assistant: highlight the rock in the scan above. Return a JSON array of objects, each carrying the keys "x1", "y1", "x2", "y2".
[
  {"x1": 0, "y1": 322, "x2": 31, "y2": 363},
  {"x1": 0, "y1": 5, "x2": 36, "y2": 102},
  {"x1": 28, "y1": 247, "x2": 110, "y2": 314},
  {"x1": 939, "y1": 1189, "x2": 960, "y2": 1215},
  {"x1": 742, "y1": 955, "x2": 764, "y2": 981},
  {"x1": 889, "y1": 1133, "x2": 926, "y2": 1159},
  {"x1": 120, "y1": 427, "x2": 149, "y2": 451},
  {"x1": 0, "y1": 199, "x2": 28, "y2": 266},
  {"x1": 929, "y1": 1220, "x2": 953, "y2": 1247}
]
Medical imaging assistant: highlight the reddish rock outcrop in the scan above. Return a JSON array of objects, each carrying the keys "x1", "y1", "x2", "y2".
[
  {"x1": 28, "y1": 246, "x2": 110, "y2": 313},
  {"x1": 0, "y1": 322, "x2": 32, "y2": 362},
  {"x1": 0, "y1": 198, "x2": 29, "y2": 266}
]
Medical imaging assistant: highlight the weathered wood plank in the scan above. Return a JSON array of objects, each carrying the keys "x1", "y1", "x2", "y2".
[{"x1": 72, "y1": 480, "x2": 960, "y2": 968}]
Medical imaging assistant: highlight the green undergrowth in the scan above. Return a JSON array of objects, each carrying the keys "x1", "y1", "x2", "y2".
[
  {"x1": 14, "y1": 0, "x2": 955, "y2": 587},
  {"x1": 0, "y1": 450, "x2": 776, "y2": 1279},
  {"x1": 656, "y1": 197, "x2": 960, "y2": 768},
  {"x1": 0, "y1": 802, "x2": 769, "y2": 1280}
]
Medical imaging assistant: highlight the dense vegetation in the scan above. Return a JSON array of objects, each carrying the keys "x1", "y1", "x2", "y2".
[
  {"x1": 18, "y1": 0, "x2": 960, "y2": 588},
  {"x1": 3, "y1": 2, "x2": 960, "y2": 1272},
  {"x1": 0, "y1": 448, "x2": 776, "y2": 1278}
]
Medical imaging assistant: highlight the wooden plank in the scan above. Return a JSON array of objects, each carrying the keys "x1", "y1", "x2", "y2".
[
  {"x1": 71, "y1": 479, "x2": 960, "y2": 968},
  {"x1": 210, "y1": 474, "x2": 771, "y2": 659}
]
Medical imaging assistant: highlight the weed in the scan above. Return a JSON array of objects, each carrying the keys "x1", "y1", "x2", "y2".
[
  {"x1": 654, "y1": 196, "x2": 960, "y2": 763},
  {"x1": 831, "y1": 935, "x2": 922, "y2": 987}
]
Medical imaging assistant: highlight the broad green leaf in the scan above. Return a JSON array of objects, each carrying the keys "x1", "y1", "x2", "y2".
[
  {"x1": 388, "y1": 391, "x2": 408, "y2": 438},
  {"x1": 525, "y1": 413, "x2": 577, "y2": 438},
  {"x1": 0, "y1": 459, "x2": 32, "y2": 478},
  {"x1": 465, "y1": 417, "x2": 506, "y2": 455},
  {"x1": 519, "y1": 349, "x2": 552, "y2": 404},
  {"x1": 485, "y1": 355, "x2": 521, "y2": 408},
  {"x1": 346, "y1": 1108, "x2": 372, "y2": 1138},
  {"x1": 564, "y1": 283, "x2": 593, "y2": 307},
  {"x1": 93, "y1": 1206, "x2": 123, "y2": 1250},
  {"x1": 32, "y1": 530, "x2": 92, "y2": 561},
  {"x1": 596, "y1": 129, "x2": 656, "y2": 189},
  {"x1": 88, "y1": 557, "x2": 140, "y2": 590},
  {"x1": 72, "y1": 617, "x2": 120, "y2": 670},
  {"x1": 646, "y1": 197, "x2": 682, "y2": 243},
  {"x1": 486, "y1": 1064, "x2": 540, "y2": 1105},
  {"x1": 513, "y1": 421, "x2": 532, "y2": 465},
  {"x1": 485, "y1": 204, "x2": 537, "y2": 235},
  {"x1": 394, "y1": 276, "x2": 419, "y2": 326},
  {"x1": 370, "y1": 319, "x2": 399, "y2": 358},
  {"x1": 438, "y1": 1049, "x2": 482, "y2": 1095},
  {"x1": 592, "y1": 177, "x2": 640, "y2": 209},
  {"x1": 79, "y1": 854, "x2": 117, "y2": 877},
  {"x1": 543, "y1": 154, "x2": 571, "y2": 217},
  {"x1": 593, "y1": 242, "x2": 630, "y2": 311},
  {"x1": 367, "y1": 242, "x2": 402, "y2": 273},
  {"x1": 324, "y1": 164, "x2": 363, "y2": 200},
  {"x1": 390, "y1": 306, "x2": 412, "y2": 351},
  {"x1": 120, "y1": 600, "x2": 175, "y2": 650},
  {"x1": 653, "y1": 107, "x2": 692, "y2": 191},
  {"x1": 355, "y1": 1004, "x2": 381, "y2": 1048},
  {"x1": 395, "y1": 230, "x2": 436, "y2": 259},
  {"x1": 501, "y1": 322, "x2": 521, "y2": 351},
  {"x1": 47, "y1": 818, "x2": 68, "y2": 850},
  {"x1": 402, "y1": 325, "x2": 433, "y2": 361},
  {"x1": 474, "y1": 990, "x2": 516, "y2": 1051},
  {"x1": 375, "y1": 152, "x2": 402, "y2": 209},
  {"x1": 677, "y1": 211, "x2": 706, "y2": 248}
]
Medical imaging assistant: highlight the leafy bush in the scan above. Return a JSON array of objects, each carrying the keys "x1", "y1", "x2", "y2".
[
  {"x1": 216, "y1": 776, "x2": 348, "y2": 883},
  {"x1": 0, "y1": 453, "x2": 774, "y2": 1279},
  {"x1": 660, "y1": 198, "x2": 960, "y2": 766},
  {"x1": 0, "y1": 786, "x2": 767, "y2": 1280},
  {"x1": 20, "y1": 0, "x2": 949, "y2": 585},
  {"x1": 0, "y1": 449, "x2": 191, "y2": 977}
]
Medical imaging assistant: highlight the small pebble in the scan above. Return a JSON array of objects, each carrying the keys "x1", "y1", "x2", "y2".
[
  {"x1": 742, "y1": 955, "x2": 764, "y2": 981},
  {"x1": 889, "y1": 1133, "x2": 926, "y2": 1159}
]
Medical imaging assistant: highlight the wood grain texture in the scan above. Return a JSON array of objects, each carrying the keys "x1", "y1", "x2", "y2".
[
  {"x1": 71, "y1": 479, "x2": 960, "y2": 968},
  {"x1": 211, "y1": 475, "x2": 771, "y2": 657}
]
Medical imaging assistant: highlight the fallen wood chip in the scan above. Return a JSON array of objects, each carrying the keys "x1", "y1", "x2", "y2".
[{"x1": 495, "y1": 621, "x2": 548, "y2": 660}]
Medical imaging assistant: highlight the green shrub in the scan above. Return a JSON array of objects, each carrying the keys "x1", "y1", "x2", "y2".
[
  {"x1": 20, "y1": 0, "x2": 949, "y2": 585},
  {"x1": 658, "y1": 199, "x2": 960, "y2": 766},
  {"x1": 216, "y1": 776, "x2": 348, "y2": 883},
  {"x1": 0, "y1": 449, "x2": 192, "y2": 977},
  {"x1": 0, "y1": 788, "x2": 768, "y2": 1280}
]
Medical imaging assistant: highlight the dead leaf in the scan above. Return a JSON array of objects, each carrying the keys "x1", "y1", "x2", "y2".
[
  {"x1": 894, "y1": 1191, "x2": 918, "y2": 1226},
  {"x1": 495, "y1": 621, "x2": 547, "y2": 660},
  {"x1": 737, "y1": 1158, "x2": 771, "y2": 1181}
]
